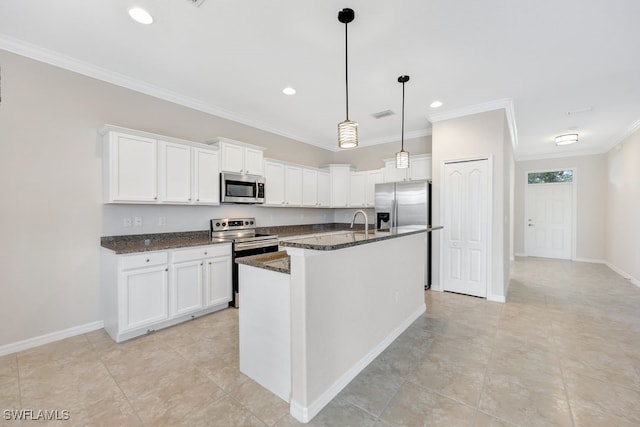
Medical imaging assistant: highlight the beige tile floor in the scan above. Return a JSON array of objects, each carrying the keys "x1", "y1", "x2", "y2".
[{"x1": 2, "y1": 257, "x2": 640, "y2": 426}]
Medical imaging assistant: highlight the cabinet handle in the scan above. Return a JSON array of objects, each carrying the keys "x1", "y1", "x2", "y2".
[
  {"x1": 154, "y1": 196, "x2": 157, "y2": 200},
  {"x1": 204, "y1": 252, "x2": 208, "y2": 255},
  {"x1": 209, "y1": 262, "x2": 212, "y2": 265},
  {"x1": 196, "y1": 198, "x2": 199, "y2": 202},
  {"x1": 165, "y1": 268, "x2": 168, "y2": 272},
  {"x1": 146, "y1": 259, "x2": 150, "y2": 262},
  {"x1": 200, "y1": 262, "x2": 203, "y2": 266}
]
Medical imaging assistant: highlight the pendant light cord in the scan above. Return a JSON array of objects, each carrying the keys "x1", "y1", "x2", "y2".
[
  {"x1": 401, "y1": 79, "x2": 405, "y2": 150},
  {"x1": 344, "y1": 22, "x2": 349, "y2": 120}
]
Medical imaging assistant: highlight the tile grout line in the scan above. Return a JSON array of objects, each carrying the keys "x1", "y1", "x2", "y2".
[{"x1": 544, "y1": 293, "x2": 576, "y2": 427}]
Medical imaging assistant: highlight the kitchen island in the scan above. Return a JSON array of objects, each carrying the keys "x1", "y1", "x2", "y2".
[{"x1": 236, "y1": 227, "x2": 441, "y2": 423}]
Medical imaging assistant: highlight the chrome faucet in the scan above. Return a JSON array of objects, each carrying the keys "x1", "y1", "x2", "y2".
[{"x1": 350, "y1": 209, "x2": 369, "y2": 236}]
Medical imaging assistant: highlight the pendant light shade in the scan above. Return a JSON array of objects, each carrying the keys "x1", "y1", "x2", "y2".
[
  {"x1": 338, "y1": 8, "x2": 358, "y2": 149},
  {"x1": 396, "y1": 75, "x2": 410, "y2": 169}
]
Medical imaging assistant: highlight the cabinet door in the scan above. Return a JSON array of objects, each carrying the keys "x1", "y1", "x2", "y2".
[
  {"x1": 408, "y1": 156, "x2": 431, "y2": 180},
  {"x1": 194, "y1": 148, "x2": 219, "y2": 205},
  {"x1": 317, "y1": 171, "x2": 331, "y2": 207},
  {"x1": 383, "y1": 159, "x2": 408, "y2": 183},
  {"x1": 171, "y1": 260, "x2": 204, "y2": 317},
  {"x1": 121, "y1": 265, "x2": 169, "y2": 331},
  {"x1": 204, "y1": 255, "x2": 232, "y2": 307},
  {"x1": 331, "y1": 167, "x2": 350, "y2": 207},
  {"x1": 220, "y1": 143, "x2": 244, "y2": 173},
  {"x1": 302, "y1": 168, "x2": 318, "y2": 207},
  {"x1": 110, "y1": 133, "x2": 158, "y2": 202},
  {"x1": 244, "y1": 148, "x2": 264, "y2": 176},
  {"x1": 349, "y1": 172, "x2": 366, "y2": 207},
  {"x1": 365, "y1": 170, "x2": 384, "y2": 207},
  {"x1": 161, "y1": 141, "x2": 192, "y2": 203},
  {"x1": 285, "y1": 165, "x2": 303, "y2": 206},
  {"x1": 265, "y1": 161, "x2": 285, "y2": 205}
]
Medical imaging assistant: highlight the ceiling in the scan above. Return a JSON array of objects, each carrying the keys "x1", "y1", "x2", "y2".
[{"x1": 1, "y1": 0, "x2": 639, "y2": 159}]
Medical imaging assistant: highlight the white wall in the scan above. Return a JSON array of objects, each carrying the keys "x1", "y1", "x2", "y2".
[
  {"x1": 605, "y1": 129, "x2": 640, "y2": 283},
  {"x1": 513, "y1": 154, "x2": 607, "y2": 261},
  {"x1": 431, "y1": 109, "x2": 513, "y2": 301}
]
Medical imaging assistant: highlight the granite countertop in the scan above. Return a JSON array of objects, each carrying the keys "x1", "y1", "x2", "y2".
[
  {"x1": 235, "y1": 251, "x2": 291, "y2": 274},
  {"x1": 100, "y1": 231, "x2": 228, "y2": 254},
  {"x1": 279, "y1": 226, "x2": 443, "y2": 251},
  {"x1": 255, "y1": 222, "x2": 366, "y2": 238}
]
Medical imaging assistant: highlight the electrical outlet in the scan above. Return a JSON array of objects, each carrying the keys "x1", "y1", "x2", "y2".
[
  {"x1": 158, "y1": 216, "x2": 167, "y2": 226},
  {"x1": 123, "y1": 217, "x2": 132, "y2": 227},
  {"x1": 134, "y1": 216, "x2": 143, "y2": 227}
]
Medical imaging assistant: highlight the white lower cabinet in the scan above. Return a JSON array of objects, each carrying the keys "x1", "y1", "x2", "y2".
[
  {"x1": 102, "y1": 243, "x2": 232, "y2": 342},
  {"x1": 122, "y1": 264, "x2": 169, "y2": 332}
]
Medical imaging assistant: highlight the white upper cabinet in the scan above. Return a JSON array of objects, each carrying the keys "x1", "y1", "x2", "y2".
[
  {"x1": 349, "y1": 171, "x2": 366, "y2": 207},
  {"x1": 383, "y1": 154, "x2": 431, "y2": 182},
  {"x1": 407, "y1": 155, "x2": 431, "y2": 180},
  {"x1": 302, "y1": 168, "x2": 319, "y2": 207},
  {"x1": 102, "y1": 126, "x2": 219, "y2": 205},
  {"x1": 160, "y1": 141, "x2": 192, "y2": 203},
  {"x1": 317, "y1": 171, "x2": 331, "y2": 207},
  {"x1": 264, "y1": 160, "x2": 285, "y2": 205},
  {"x1": 213, "y1": 138, "x2": 265, "y2": 176},
  {"x1": 365, "y1": 169, "x2": 384, "y2": 207},
  {"x1": 324, "y1": 165, "x2": 351, "y2": 207},
  {"x1": 284, "y1": 165, "x2": 303, "y2": 206},
  {"x1": 106, "y1": 132, "x2": 158, "y2": 202},
  {"x1": 193, "y1": 148, "x2": 219, "y2": 205}
]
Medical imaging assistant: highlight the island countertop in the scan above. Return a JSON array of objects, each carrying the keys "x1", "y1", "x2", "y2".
[{"x1": 278, "y1": 226, "x2": 443, "y2": 251}]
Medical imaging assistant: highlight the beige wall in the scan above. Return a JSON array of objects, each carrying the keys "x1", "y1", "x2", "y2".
[
  {"x1": 333, "y1": 135, "x2": 432, "y2": 170},
  {"x1": 431, "y1": 109, "x2": 512, "y2": 300},
  {"x1": 513, "y1": 154, "x2": 607, "y2": 261},
  {"x1": 606, "y1": 129, "x2": 640, "y2": 283}
]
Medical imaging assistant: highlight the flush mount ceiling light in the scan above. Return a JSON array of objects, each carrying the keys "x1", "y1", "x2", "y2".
[
  {"x1": 337, "y1": 8, "x2": 358, "y2": 149},
  {"x1": 554, "y1": 133, "x2": 579, "y2": 146},
  {"x1": 430, "y1": 100, "x2": 443, "y2": 109},
  {"x1": 396, "y1": 75, "x2": 410, "y2": 169},
  {"x1": 128, "y1": 7, "x2": 154, "y2": 24},
  {"x1": 282, "y1": 87, "x2": 296, "y2": 95}
]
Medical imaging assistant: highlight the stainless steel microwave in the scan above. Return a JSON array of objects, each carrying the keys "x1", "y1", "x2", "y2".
[{"x1": 220, "y1": 173, "x2": 265, "y2": 204}]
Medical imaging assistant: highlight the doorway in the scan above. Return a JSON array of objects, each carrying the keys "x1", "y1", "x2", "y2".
[
  {"x1": 442, "y1": 158, "x2": 491, "y2": 298},
  {"x1": 524, "y1": 169, "x2": 575, "y2": 260}
]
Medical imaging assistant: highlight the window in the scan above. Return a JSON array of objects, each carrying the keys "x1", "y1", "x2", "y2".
[{"x1": 527, "y1": 170, "x2": 573, "y2": 184}]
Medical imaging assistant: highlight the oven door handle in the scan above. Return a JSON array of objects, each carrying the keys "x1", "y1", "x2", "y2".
[{"x1": 234, "y1": 240, "x2": 279, "y2": 252}]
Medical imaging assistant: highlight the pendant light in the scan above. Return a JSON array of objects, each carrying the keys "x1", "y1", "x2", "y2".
[
  {"x1": 338, "y1": 8, "x2": 358, "y2": 149},
  {"x1": 396, "y1": 75, "x2": 410, "y2": 168}
]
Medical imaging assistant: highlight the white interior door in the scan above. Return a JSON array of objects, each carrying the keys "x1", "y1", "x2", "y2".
[
  {"x1": 442, "y1": 159, "x2": 489, "y2": 298},
  {"x1": 525, "y1": 183, "x2": 572, "y2": 259}
]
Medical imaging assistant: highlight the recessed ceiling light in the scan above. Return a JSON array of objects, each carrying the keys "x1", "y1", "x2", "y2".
[
  {"x1": 129, "y1": 7, "x2": 154, "y2": 25},
  {"x1": 430, "y1": 100, "x2": 443, "y2": 108},
  {"x1": 282, "y1": 87, "x2": 296, "y2": 95}
]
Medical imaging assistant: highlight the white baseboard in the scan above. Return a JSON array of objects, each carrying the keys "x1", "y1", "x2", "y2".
[
  {"x1": 0, "y1": 321, "x2": 104, "y2": 357},
  {"x1": 514, "y1": 252, "x2": 527, "y2": 257},
  {"x1": 605, "y1": 262, "x2": 640, "y2": 288},
  {"x1": 574, "y1": 258, "x2": 605, "y2": 264},
  {"x1": 289, "y1": 304, "x2": 426, "y2": 423},
  {"x1": 487, "y1": 294, "x2": 506, "y2": 303}
]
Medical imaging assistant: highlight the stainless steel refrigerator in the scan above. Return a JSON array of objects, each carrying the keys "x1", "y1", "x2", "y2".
[{"x1": 374, "y1": 180, "x2": 432, "y2": 288}]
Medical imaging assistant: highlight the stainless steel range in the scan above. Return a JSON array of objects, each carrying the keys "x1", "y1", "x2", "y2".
[{"x1": 210, "y1": 217, "x2": 279, "y2": 308}]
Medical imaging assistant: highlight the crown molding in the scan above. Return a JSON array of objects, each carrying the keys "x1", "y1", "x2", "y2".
[
  {"x1": 427, "y1": 98, "x2": 518, "y2": 152},
  {"x1": 602, "y1": 118, "x2": 640, "y2": 153}
]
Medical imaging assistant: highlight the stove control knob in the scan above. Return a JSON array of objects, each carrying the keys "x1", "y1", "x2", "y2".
[
  {"x1": 244, "y1": 221, "x2": 249, "y2": 225},
  {"x1": 222, "y1": 222, "x2": 227, "y2": 227},
  {"x1": 250, "y1": 220, "x2": 254, "y2": 225},
  {"x1": 215, "y1": 222, "x2": 221, "y2": 227}
]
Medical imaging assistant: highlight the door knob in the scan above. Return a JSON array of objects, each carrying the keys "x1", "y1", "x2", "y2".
[{"x1": 528, "y1": 224, "x2": 535, "y2": 227}]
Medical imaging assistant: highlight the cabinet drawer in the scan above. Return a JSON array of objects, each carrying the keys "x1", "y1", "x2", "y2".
[
  {"x1": 172, "y1": 244, "x2": 231, "y2": 263},
  {"x1": 120, "y1": 252, "x2": 168, "y2": 270}
]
